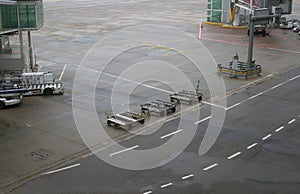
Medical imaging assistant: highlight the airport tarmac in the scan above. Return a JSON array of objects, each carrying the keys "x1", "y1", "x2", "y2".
[{"x1": 0, "y1": 0, "x2": 299, "y2": 193}]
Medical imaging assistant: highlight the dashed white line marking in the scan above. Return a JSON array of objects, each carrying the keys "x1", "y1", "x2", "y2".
[
  {"x1": 275, "y1": 126, "x2": 285, "y2": 133},
  {"x1": 109, "y1": 145, "x2": 139, "y2": 157},
  {"x1": 227, "y1": 152, "x2": 242, "y2": 160},
  {"x1": 249, "y1": 92, "x2": 263, "y2": 99},
  {"x1": 262, "y1": 134, "x2": 272, "y2": 141},
  {"x1": 160, "y1": 183, "x2": 173, "y2": 189},
  {"x1": 247, "y1": 143, "x2": 258, "y2": 150},
  {"x1": 43, "y1": 163, "x2": 80, "y2": 175},
  {"x1": 194, "y1": 116, "x2": 212, "y2": 125},
  {"x1": 288, "y1": 119, "x2": 296, "y2": 125},
  {"x1": 143, "y1": 191, "x2": 152, "y2": 194},
  {"x1": 181, "y1": 174, "x2": 194, "y2": 180},
  {"x1": 161, "y1": 129, "x2": 183, "y2": 139},
  {"x1": 203, "y1": 163, "x2": 218, "y2": 171}
]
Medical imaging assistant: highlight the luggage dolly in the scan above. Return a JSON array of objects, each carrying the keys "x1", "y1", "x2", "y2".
[
  {"x1": 107, "y1": 110, "x2": 150, "y2": 130},
  {"x1": 141, "y1": 100, "x2": 176, "y2": 117}
]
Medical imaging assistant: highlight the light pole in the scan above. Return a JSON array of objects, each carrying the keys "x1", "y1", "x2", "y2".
[
  {"x1": 16, "y1": 2, "x2": 26, "y2": 72},
  {"x1": 247, "y1": 0, "x2": 254, "y2": 69}
]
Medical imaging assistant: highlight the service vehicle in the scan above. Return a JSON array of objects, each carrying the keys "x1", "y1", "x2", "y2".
[
  {"x1": 280, "y1": 21, "x2": 294, "y2": 29},
  {"x1": 21, "y1": 72, "x2": 64, "y2": 95},
  {"x1": 0, "y1": 93, "x2": 23, "y2": 109},
  {"x1": 0, "y1": 72, "x2": 64, "y2": 96}
]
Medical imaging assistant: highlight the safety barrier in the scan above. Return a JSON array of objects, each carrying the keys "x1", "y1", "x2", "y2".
[{"x1": 217, "y1": 63, "x2": 262, "y2": 79}]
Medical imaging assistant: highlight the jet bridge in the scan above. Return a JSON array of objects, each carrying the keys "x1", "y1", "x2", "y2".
[{"x1": 207, "y1": 0, "x2": 293, "y2": 25}]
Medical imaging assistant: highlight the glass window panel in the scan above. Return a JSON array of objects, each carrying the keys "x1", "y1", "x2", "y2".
[{"x1": 212, "y1": 0, "x2": 222, "y2": 10}]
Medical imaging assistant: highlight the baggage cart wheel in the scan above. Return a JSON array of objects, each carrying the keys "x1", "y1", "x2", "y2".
[
  {"x1": 172, "y1": 107, "x2": 176, "y2": 113},
  {"x1": 160, "y1": 111, "x2": 167, "y2": 117},
  {"x1": 139, "y1": 119, "x2": 145, "y2": 124}
]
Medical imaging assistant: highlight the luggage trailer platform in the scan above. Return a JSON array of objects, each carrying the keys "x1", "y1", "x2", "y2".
[
  {"x1": 107, "y1": 111, "x2": 149, "y2": 130},
  {"x1": 170, "y1": 90, "x2": 203, "y2": 105},
  {"x1": 141, "y1": 100, "x2": 176, "y2": 117}
]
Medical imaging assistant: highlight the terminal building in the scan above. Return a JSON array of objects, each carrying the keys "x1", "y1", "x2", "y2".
[{"x1": 207, "y1": 0, "x2": 293, "y2": 25}]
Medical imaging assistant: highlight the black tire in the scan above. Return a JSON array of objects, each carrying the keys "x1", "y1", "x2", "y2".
[
  {"x1": 172, "y1": 107, "x2": 176, "y2": 113},
  {"x1": 107, "y1": 120, "x2": 114, "y2": 127},
  {"x1": 43, "y1": 88, "x2": 53, "y2": 95},
  {"x1": 139, "y1": 119, "x2": 145, "y2": 124},
  {"x1": 262, "y1": 30, "x2": 266, "y2": 37},
  {"x1": 0, "y1": 101, "x2": 5, "y2": 109},
  {"x1": 141, "y1": 107, "x2": 148, "y2": 112},
  {"x1": 170, "y1": 97, "x2": 177, "y2": 104},
  {"x1": 198, "y1": 96, "x2": 202, "y2": 102}
]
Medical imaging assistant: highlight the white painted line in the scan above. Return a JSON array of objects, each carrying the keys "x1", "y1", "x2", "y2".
[
  {"x1": 288, "y1": 119, "x2": 296, "y2": 125},
  {"x1": 143, "y1": 191, "x2": 153, "y2": 194},
  {"x1": 249, "y1": 92, "x2": 263, "y2": 99},
  {"x1": 161, "y1": 129, "x2": 183, "y2": 139},
  {"x1": 194, "y1": 116, "x2": 212, "y2": 125},
  {"x1": 73, "y1": 64, "x2": 173, "y2": 94},
  {"x1": 289, "y1": 75, "x2": 300, "y2": 81},
  {"x1": 262, "y1": 134, "x2": 272, "y2": 141},
  {"x1": 275, "y1": 126, "x2": 285, "y2": 133},
  {"x1": 109, "y1": 145, "x2": 139, "y2": 157},
  {"x1": 181, "y1": 174, "x2": 194, "y2": 180},
  {"x1": 224, "y1": 74, "x2": 300, "y2": 112},
  {"x1": 102, "y1": 71, "x2": 173, "y2": 94},
  {"x1": 247, "y1": 143, "x2": 258, "y2": 150},
  {"x1": 59, "y1": 64, "x2": 67, "y2": 81},
  {"x1": 226, "y1": 102, "x2": 241, "y2": 111},
  {"x1": 160, "y1": 183, "x2": 173, "y2": 189},
  {"x1": 203, "y1": 163, "x2": 218, "y2": 171},
  {"x1": 202, "y1": 101, "x2": 227, "y2": 109},
  {"x1": 227, "y1": 152, "x2": 242, "y2": 160},
  {"x1": 43, "y1": 163, "x2": 80, "y2": 175},
  {"x1": 271, "y1": 83, "x2": 283, "y2": 90}
]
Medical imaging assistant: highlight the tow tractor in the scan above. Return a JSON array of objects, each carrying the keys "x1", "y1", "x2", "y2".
[
  {"x1": 107, "y1": 110, "x2": 150, "y2": 130},
  {"x1": 0, "y1": 72, "x2": 64, "y2": 96},
  {"x1": 141, "y1": 100, "x2": 176, "y2": 117}
]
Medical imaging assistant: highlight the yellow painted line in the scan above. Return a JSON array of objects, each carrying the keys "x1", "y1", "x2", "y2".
[
  {"x1": 222, "y1": 25, "x2": 247, "y2": 29},
  {"x1": 203, "y1": 21, "x2": 224, "y2": 26},
  {"x1": 204, "y1": 21, "x2": 247, "y2": 29}
]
